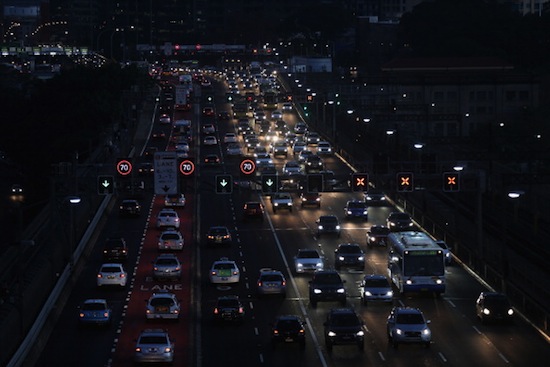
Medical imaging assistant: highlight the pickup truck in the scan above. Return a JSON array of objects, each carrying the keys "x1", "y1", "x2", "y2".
[{"x1": 270, "y1": 192, "x2": 293, "y2": 213}]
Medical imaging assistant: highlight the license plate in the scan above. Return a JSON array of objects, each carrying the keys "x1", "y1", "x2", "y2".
[
  {"x1": 215, "y1": 238, "x2": 222, "y2": 243},
  {"x1": 221, "y1": 277, "x2": 228, "y2": 281},
  {"x1": 285, "y1": 337, "x2": 294, "y2": 342},
  {"x1": 421, "y1": 288, "x2": 428, "y2": 292},
  {"x1": 107, "y1": 275, "x2": 115, "y2": 279}
]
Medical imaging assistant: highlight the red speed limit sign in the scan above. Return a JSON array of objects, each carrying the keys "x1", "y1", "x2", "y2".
[
  {"x1": 240, "y1": 159, "x2": 256, "y2": 175},
  {"x1": 179, "y1": 159, "x2": 196, "y2": 176},
  {"x1": 116, "y1": 159, "x2": 133, "y2": 176}
]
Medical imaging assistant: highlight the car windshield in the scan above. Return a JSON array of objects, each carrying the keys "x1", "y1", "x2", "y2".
[
  {"x1": 391, "y1": 213, "x2": 410, "y2": 220},
  {"x1": 140, "y1": 336, "x2": 168, "y2": 345},
  {"x1": 403, "y1": 253, "x2": 445, "y2": 276},
  {"x1": 320, "y1": 217, "x2": 338, "y2": 224},
  {"x1": 217, "y1": 299, "x2": 239, "y2": 308},
  {"x1": 396, "y1": 313, "x2": 425, "y2": 324},
  {"x1": 315, "y1": 273, "x2": 342, "y2": 284},
  {"x1": 261, "y1": 274, "x2": 282, "y2": 281},
  {"x1": 214, "y1": 263, "x2": 234, "y2": 270},
  {"x1": 298, "y1": 250, "x2": 320, "y2": 259},
  {"x1": 371, "y1": 227, "x2": 389, "y2": 234},
  {"x1": 338, "y1": 245, "x2": 361, "y2": 253},
  {"x1": 485, "y1": 297, "x2": 510, "y2": 308},
  {"x1": 101, "y1": 266, "x2": 121, "y2": 273},
  {"x1": 209, "y1": 227, "x2": 228, "y2": 235},
  {"x1": 364, "y1": 278, "x2": 389, "y2": 287},
  {"x1": 161, "y1": 233, "x2": 180, "y2": 240},
  {"x1": 160, "y1": 212, "x2": 176, "y2": 218},
  {"x1": 82, "y1": 303, "x2": 106, "y2": 311},
  {"x1": 331, "y1": 314, "x2": 359, "y2": 326},
  {"x1": 348, "y1": 202, "x2": 366, "y2": 208},
  {"x1": 150, "y1": 298, "x2": 174, "y2": 307},
  {"x1": 277, "y1": 319, "x2": 301, "y2": 330},
  {"x1": 156, "y1": 258, "x2": 177, "y2": 265}
]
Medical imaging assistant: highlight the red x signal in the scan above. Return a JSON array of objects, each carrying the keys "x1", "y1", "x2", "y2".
[{"x1": 396, "y1": 172, "x2": 414, "y2": 192}]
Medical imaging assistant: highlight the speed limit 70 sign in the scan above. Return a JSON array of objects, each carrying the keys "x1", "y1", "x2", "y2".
[
  {"x1": 179, "y1": 159, "x2": 195, "y2": 176},
  {"x1": 239, "y1": 159, "x2": 256, "y2": 175},
  {"x1": 116, "y1": 159, "x2": 133, "y2": 176}
]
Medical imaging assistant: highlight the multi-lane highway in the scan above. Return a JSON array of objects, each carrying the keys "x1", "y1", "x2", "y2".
[{"x1": 33, "y1": 71, "x2": 549, "y2": 367}]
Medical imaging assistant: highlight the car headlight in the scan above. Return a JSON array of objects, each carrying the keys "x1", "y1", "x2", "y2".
[
  {"x1": 364, "y1": 291, "x2": 372, "y2": 296},
  {"x1": 274, "y1": 203, "x2": 279, "y2": 206},
  {"x1": 422, "y1": 328, "x2": 431, "y2": 336},
  {"x1": 363, "y1": 210, "x2": 368, "y2": 215},
  {"x1": 356, "y1": 330, "x2": 364, "y2": 337},
  {"x1": 338, "y1": 256, "x2": 345, "y2": 261},
  {"x1": 483, "y1": 308, "x2": 491, "y2": 315},
  {"x1": 296, "y1": 263, "x2": 303, "y2": 267},
  {"x1": 406, "y1": 279, "x2": 413, "y2": 285},
  {"x1": 313, "y1": 288, "x2": 322, "y2": 294},
  {"x1": 387, "y1": 291, "x2": 394, "y2": 296},
  {"x1": 316, "y1": 262, "x2": 323, "y2": 268},
  {"x1": 337, "y1": 288, "x2": 345, "y2": 294},
  {"x1": 358, "y1": 256, "x2": 364, "y2": 261},
  {"x1": 318, "y1": 225, "x2": 323, "y2": 230},
  {"x1": 395, "y1": 328, "x2": 402, "y2": 335},
  {"x1": 327, "y1": 331, "x2": 336, "y2": 337},
  {"x1": 508, "y1": 309, "x2": 514, "y2": 316},
  {"x1": 347, "y1": 210, "x2": 352, "y2": 215},
  {"x1": 389, "y1": 222, "x2": 396, "y2": 226},
  {"x1": 336, "y1": 225, "x2": 341, "y2": 230},
  {"x1": 435, "y1": 279, "x2": 443, "y2": 284}
]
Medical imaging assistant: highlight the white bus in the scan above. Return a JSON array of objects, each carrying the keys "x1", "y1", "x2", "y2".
[{"x1": 387, "y1": 231, "x2": 445, "y2": 295}]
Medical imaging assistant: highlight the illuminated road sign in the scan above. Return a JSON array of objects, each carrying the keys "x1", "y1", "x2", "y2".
[
  {"x1": 116, "y1": 159, "x2": 133, "y2": 176},
  {"x1": 215, "y1": 174, "x2": 233, "y2": 194},
  {"x1": 396, "y1": 172, "x2": 414, "y2": 192},
  {"x1": 239, "y1": 159, "x2": 256, "y2": 175},
  {"x1": 351, "y1": 173, "x2": 369, "y2": 192},
  {"x1": 97, "y1": 175, "x2": 115, "y2": 195},
  {"x1": 443, "y1": 172, "x2": 460, "y2": 192},
  {"x1": 179, "y1": 159, "x2": 195, "y2": 176},
  {"x1": 261, "y1": 174, "x2": 278, "y2": 194}
]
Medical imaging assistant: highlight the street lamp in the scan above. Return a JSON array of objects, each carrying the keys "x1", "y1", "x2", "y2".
[{"x1": 67, "y1": 196, "x2": 81, "y2": 270}]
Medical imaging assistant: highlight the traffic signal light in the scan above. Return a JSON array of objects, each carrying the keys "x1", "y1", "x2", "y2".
[
  {"x1": 97, "y1": 175, "x2": 115, "y2": 195},
  {"x1": 261, "y1": 174, "x2": 278, "y2": 194},
  {"x1": 396, "y1": 172, "x2": 414, "y2": 192},
  {"x1": 215, "y1": 174, "x2": 233, "y2": 194},
  {"x1": 351, "y1": 173, "x2": 369, "y2": 192},
  {"x1": 307, "y1": 174, "x2": 323, "y2": 193},
  {"x1": 307, "y1": 94, "x2": 313, "y2": 102},
  {"x1": 443, "y1": 172, "x2": 460, "y2": 192}
]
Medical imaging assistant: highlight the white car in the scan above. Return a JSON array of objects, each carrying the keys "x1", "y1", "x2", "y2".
[
  {"x1": 158, "y1": 230, "x2": 184, "y2": 251},
  {"x1": 146, "y1": 291, "x2": 181, "y2": 320},
  {"x1": 134, "y1": 329, "x2": 174, "y2": 363},
  {"x1": 224, "y1": 133, "x2": 238, "y2": 144},
  {"x1": 294, "y1": 249, "x2": 324, "y2": 273},
  {"x1": 203, "y1": 136, "x2": 218, "y2": 146},
  {"x1": 271, "y1": 110, "x2": 283, "y2": 119},
  {"x1": 97, "y1": 263, "x2": 127, "y2": 287},
  {"x1": 317, "y1": 141, "x2": 332, "y2": 155},
  {"x1": 156, "y1": 209, "x2": 180, "y2": 229},
  {"x1": 209, "y1": 257, "x2": 240, "y2": 284}
]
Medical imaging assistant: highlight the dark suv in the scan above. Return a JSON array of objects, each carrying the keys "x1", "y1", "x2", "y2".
[
  {"x1": 308, "y1": 270, "x2": 347, "y2": 308},
  {"x1": 243, "y1": 201, "x2": 264, "y2": 221},
  {"x1": 271, "y1": 315, "x2": 306, "y2": 349},
  {"x1": 102, "y1": 238, "x2": 128, "y2": 262},
  {"x1": 334, "y1": 243, "x2": 365, "y2": 271},
  {"x1": 323, "y1": 308, "x2": 365, "y2": 352}
]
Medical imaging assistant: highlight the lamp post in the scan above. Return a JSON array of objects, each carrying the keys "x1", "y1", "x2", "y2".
[{"x1": 67, "y1": 196, "x2": 81, "y2": 270}]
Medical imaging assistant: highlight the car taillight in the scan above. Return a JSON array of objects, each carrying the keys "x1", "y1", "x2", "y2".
[
  {"x1": 233, "y1": 271, "x2": 238, "y2": 275},
  {"x1": 239, "y1": 307, "x2": 244, "y2": 314},
  {"x1": 79, "y1": 313, "x2": 84, "y2": 318},
  {"x1": 257, "y1": 281, "x2": 262, "y2": 287},
  {"x1": 103, "y1": 312, "x2": 109, "y2": 317},
  {"x1": 120, "y1": 273, "x2": 126, "y2": 278},
  {"x1": 213, "y1": 308, "x2": 219, "y2": 314},
  {"x1": 282, "y1": 281, "x2": 286, "y2": 286},
  {"x1": 97, "y1": 274, "x2": 102, "y2": 278}
]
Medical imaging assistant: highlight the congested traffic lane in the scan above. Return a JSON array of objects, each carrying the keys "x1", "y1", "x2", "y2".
[{"x1": 196, "y1": 76, "x2": 550, "y2": 367}]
